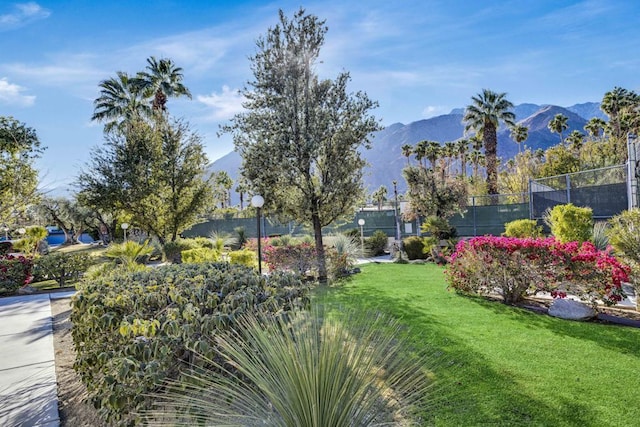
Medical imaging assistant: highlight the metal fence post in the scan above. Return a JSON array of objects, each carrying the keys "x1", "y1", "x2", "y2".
[
  {"x1": 472, "y1": 196, "x2": 477, "y2": 236},
  {"x1": 565, "y1": 174, "x2": 571, "y2": 204}
]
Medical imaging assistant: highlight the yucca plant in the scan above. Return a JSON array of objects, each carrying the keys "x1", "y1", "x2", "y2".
[
  {"x1": 591, "y1": 221, "x2": 610, "y2": 250},
  {"x1": 146, "y1": 305, "x2": 438, "y2": 426},
  {"x1": 208, "y1": 231, "x2": 237, "y2": 252},
  {"x1": 331, "y1": 233, "x2": 360, "y2": 261}
]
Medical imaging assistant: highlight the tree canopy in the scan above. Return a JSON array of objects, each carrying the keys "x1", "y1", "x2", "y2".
[{"x1": 224, "y1": 9, "x2": 381, "y2": 280}]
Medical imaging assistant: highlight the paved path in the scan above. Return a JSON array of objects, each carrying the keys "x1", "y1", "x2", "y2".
[{"x1": 0, "y1": 293, "x2": 66, "y2": 427}]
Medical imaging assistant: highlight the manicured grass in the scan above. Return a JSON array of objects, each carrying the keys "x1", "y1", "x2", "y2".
[{"x1": 320, "y1": 263, "x2": 640, "y2": 426}]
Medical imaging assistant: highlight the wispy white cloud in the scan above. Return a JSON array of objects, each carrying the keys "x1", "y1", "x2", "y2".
[
  {"x1": 421, "y1": 105, "x2": 449, "y2": 118},
  {"x1": 0, "y1": 2, "x2": 50, "y2": 31},
  {"x1": 197, "y1": 85, "x2": 244, "y2": 120},
  {"x1": 0, "y1": 77, "x2": 35, "y2": 106}
]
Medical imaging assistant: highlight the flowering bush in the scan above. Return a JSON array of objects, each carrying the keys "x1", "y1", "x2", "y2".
[
  {"x1": 445, "y1": 236, "x2": 629, "y2": 307},
  {"x1": 0, "y1": 254, "x2": 34, "y2": 295},
  {"x1": 263, "y1": 243, "x2": 318, "y2": 277}
]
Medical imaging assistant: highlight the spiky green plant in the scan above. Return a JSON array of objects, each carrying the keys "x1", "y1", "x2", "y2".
[
  {"x1": 591, "y1": 221, "x2": 610, "y2": 250},
  {"x1": 331, "y1": 233, "x2": 360, "y2": 260},
  {"x1": 208, "y1": 231, "x2": 237, "y2": 252},
  {"x1": 147, "y1": 305, "x2": 435, "y2": 426},
  {"x1": 105, "y1": 240, "x2": 153, "y2": 270}
]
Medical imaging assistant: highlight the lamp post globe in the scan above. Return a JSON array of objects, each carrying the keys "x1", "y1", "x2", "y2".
[{"x1": 121, "y1": 223, "x2": 129, "y2": 241}]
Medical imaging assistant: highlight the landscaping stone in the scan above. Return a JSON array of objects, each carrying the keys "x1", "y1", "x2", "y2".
[
  {"x1": 17, "y1": 285, "x2": 35, "y2": 295},
  {"x1": 548, "y1": 298, "x2": 596, "y2": 321}
]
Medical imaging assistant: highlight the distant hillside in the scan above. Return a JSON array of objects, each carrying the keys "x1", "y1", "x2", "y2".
[{"x1": 209, "y1": 102, "x2": 604, "y2": 200}]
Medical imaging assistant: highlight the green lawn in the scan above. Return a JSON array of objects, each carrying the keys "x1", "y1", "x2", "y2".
[{"x1": 320, "y1": 263, "x2": 640, "y2": 426}]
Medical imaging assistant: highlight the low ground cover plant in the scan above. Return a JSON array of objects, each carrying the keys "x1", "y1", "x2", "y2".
[
  {"x1": 446, "y1": 236, "x2": 629, "y2": 306},
  {"x1": 71, "y1": 262, "x2": 310, "y2": 425}
]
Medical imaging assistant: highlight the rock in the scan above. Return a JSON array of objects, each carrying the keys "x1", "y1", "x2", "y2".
[{"x1": 548, "y1": 298, "x2": 596, "y2": 321}]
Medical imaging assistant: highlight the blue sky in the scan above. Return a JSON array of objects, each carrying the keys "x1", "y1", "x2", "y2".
[{"x1": 1, "y1": 0, "x2": 639, "y2": 192}]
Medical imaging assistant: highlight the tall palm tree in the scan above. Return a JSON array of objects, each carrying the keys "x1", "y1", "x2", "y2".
[
  {"x1": 548, "y1": 113, "x2": 569, "y2": 146},
  {"x1": 584, "y1": 117, "x2": 606, "y2": 139},
  {"x1": 443, "y1": 141, "x2": 457, "y2": 178},
  {"x1": 135, "y1": 56, "x2": 192, "y2": 112},
  {"x1": 469, "y1": 149, "x2": 485, "y2": 181},
  {"x1": 91, "y1": 71, "x2": 151, "y2": 133},
  {"x1": 463, "y1": 89, "x2": 515, "y2": 195},
  {"x1": 425, "y1": 140, "x2": 442, "y2": 171},
  {"x1": 456, "y1": 138, "x2": 469, "y2": 177},
  {"x1": 401, "y1": 143, "x2": 413, "y2": 166},
  {"x1": 413, "y1": 141, "x2": 428, "y2": 169},
  {"x1": 509, "y1": 124, "x2": 528, "y2": 154},
  {"x1": 566, "y1": 130, "x2": 585, "y2": 152}
]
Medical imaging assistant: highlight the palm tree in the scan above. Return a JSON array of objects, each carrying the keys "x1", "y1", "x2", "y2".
[
  {"x1": 424, "y1": 141, "x2": 442, "y2": 171},
  {"x1": 401, "y1": 144, "x2": 413, "y2": 166},
  {"x1": 509, "y1": 124, "x2": 528, "y2": 154},
  {"x1": 584, "y1": 117, "x2": 606, "y2": 139},
  {"x1": 91, "y1": 71, "x2": 151, "y2": 133},
  {"x1": 135, "y1": 56, "x2": 192, "y2": 112},
  {"x1": 548, "y1": 113, "x2": 569, "y2": 145},
  {"x1": 463, "y1": 89, "x2": 515, "y2": 195},
  {"x1": 469, "y1": 149, "x2": 485, "y2": 181},
  {"x1": 414, "y1": 141, "x2": 428, "y2": 169},
  {"x1": 456, "y1": 139, "x2": 469, "y2": 177},
  {"x1": 371, "y1": 185, "x2": 387, "y2": 210},
  {"x1": 566, "y1": 130, "x2": 585, "y2": 152},
  {"x1": 443, "y1": 141, "x2": 457, "y2": 178}
]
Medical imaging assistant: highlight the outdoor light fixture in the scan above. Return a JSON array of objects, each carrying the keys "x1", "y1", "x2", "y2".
[
  {"x1": 121, "y1": 223, "x2": 129, "y2": 241},
  {"x1": 358, "y1": 218, "x2": 365, "y2": 257},
  {"x1": 17, "y1": 228, "x2": 25, "y2": 236},
  {"x1": 251, "y1": 194, "x2": 265, "y2": 275}
]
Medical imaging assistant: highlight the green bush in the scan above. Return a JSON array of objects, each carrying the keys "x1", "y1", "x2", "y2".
[
  {"x1": 421, "y1": 216, "x2": 457, "y2": 240},
  {"x1": 403, "y1": 236, "x2": 427, "y2": 260},
  {"x1": 71, "y1": 263, "x2": 311, "y2": 425},
  {"x1": 0, "y1": 241, "x2": 13, "y2": 256},
  {"x1": 503, "y1": 219, "x2": 543, "y2": 238},
  {"x1": 229, "y1": 249, "x2": 257, "y2": 268},
  {"x1": 181, "y1": 247, "x2": 221, "y2": 263},
  {"x1": 365, "y1": 230, "x2": 388, "y2": 256},
  {"x1": 545, "y1": 203, "x2": 593, "y2": 243},
  {"x1": 105, "y1": 240, "x2": 154, "y2": 270},
  {"x1": 0, "y1": 254, "x2": 33, "y2": 294},
  {"x1": 12, "y1": 226, "x2": 48, "y2": 256},
  {"x1": 162, "y1": 238, "x2": 200, "y2": 263},
  {"x1": 607, "y1": 209, "x2": 640, "y2": 286},
  {"x1": 33, "y1": 252, "x2": 93, "y2": 287}
]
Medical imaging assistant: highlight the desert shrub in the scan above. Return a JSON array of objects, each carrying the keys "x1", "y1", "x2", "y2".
[
  {"x1": 263, "y1": 243, "x2": 318, "y2": 276},
  {"x1": 229, "y1": 249, "x2": 257, "y2": 268},
  {"x1": 71, "y1": 262, "x2": 310, "y2": 425},
  {"x1": 403, "y1": 236, "x2": 427, "y2": 260},
  {"x1": 325, "y1": 234, "x2": 359, "y2": 280},
  {"x1": 105, "y1": 240, "x2": 154, "y2": 270},
  {"x1": 0, "y1": 255, "x2": 33, "y2": 294},
  {"x1": 181, "y1": 247, "x2": 221, "y2": 264},
  {"x1": 365, "y1": 230, "x2": 388, "y2": 256},
  {"x1": 607, "y1": 209, "x2": 640, "y2": 286},
  {"x1": 445, "y1": 236, "x2": 628, "y2": 306},
  {"x1": 233, "y1": 226, "x2": 247, "y2": 249},
  {"x1": 162, "y1": 238, "x2": 200, "y2": 263},
  {"x1": 12, "y1": 226, "x2": 48, "y2": 256},
  {"x1": 421, "y1": 216, "x2": 457, "y2": 239},
  {"x1": 33, "y1": 252, "x2": 93, "y2": 287},
  {"x1": 270, "y1": 234, "x2": 296, "y2": 247},
  {"x1": 545, "y1": 203, "x2": 593, "y2": 243},
  {"x1": 591, "y1": 221, "x2": 609, "y2": 250},
  {"x1": 503, "y1": 219, "x2": 543, "y2": 238}
]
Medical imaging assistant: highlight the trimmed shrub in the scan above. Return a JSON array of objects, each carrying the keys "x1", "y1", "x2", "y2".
[
  {"x1": 229, "y1": 249, "x2": 257, "y2": 268},
  {"x1": 545, "y1": 203, "x2": 593, "y2": 243},
  {"x1": 445, "y1": 236, "x2": 629, "y2": 306},
  {"x1": 0, "y1": 255, "x2": 33, "y2": 294},
  {"x1": 365, "y1": 230, "x2": 388, "y2": 256},
  {"x1": 503, "y1": 219, "x2": 543, "y2": 238},
  {"x1": 263, "y1": 243, "x2": 318, "y2": 276},
  {"x1": 33, "y1": 252, "x2": 93, "y2": 287},
  {"x1": 71, "y1": 262, "x2": 310, "y2": 425},
  {"x1": 607, "y1": 209, "x2": 640, "y2": 263},
  {"x1": 181, "y1": 247, "x2": 221, "y2": 263},
  {"x1": 403, "y1": 236, "x2": 427, "y2": 260}
]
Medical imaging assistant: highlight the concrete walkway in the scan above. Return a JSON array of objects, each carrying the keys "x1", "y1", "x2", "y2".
[{"x1": 0, "y1": 293, "x2": 62, "y2": 427}]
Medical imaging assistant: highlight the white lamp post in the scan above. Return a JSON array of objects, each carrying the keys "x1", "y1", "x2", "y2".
[
  {"x1": 121, "y1": 223, "x2": 129, "y2": 242},
  {"x1": 358, "y1": 218, "x2": 365, "y2": 257},
  {"x1": 251, "y1": 195, "x2": 265, "y2": 275}
]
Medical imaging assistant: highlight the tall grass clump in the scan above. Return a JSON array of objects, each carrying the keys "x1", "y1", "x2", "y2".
[{"x1": 147, "y1": 305, "x2": 434, "y2": 426}]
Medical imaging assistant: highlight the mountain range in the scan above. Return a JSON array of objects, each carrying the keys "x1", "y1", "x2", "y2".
[{"x1": 208, "y1": 102, "x2": 607, "y2": 197}]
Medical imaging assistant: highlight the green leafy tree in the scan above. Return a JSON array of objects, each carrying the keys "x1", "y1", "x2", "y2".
[
  {"x1": 538, "y1": 145, "x2": 580, "y2": 178},
  {"x1": 548, "y1": 113, "x2": 569, "y2": 145},
  {"x1": 402, "y1": 165, "x2": 466, "y2": 220},
  {"x1": 0, "y1": 116, "x2": 44, "y2": 226},
  {"x1": 224, "y1": 9, "x2": 381, "y2": 282},
  {"x1": 77, "y1": 119, "x2": 213, "y2": 244},
  {"x1": 463, "y1": 89, "x2": 515, "y2": 195},
  {"x1": 509, "y1": 124, "x2": 528, "y2": 154},
  {"x1": 37, "y1": 197, "x2": 92, "y2": 245}
]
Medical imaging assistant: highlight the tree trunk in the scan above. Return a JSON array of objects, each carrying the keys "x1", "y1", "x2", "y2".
[
  {"x1": 311, "y1": 212, "x2": 327, "y2": 284},
  {"x1": 485, "y1": 125, "x2": 499, "y2": 196}
]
